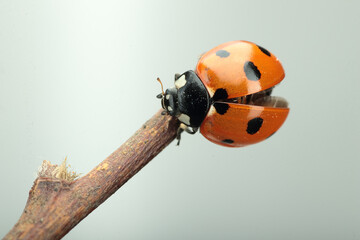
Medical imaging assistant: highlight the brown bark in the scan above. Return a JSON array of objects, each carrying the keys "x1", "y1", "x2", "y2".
[{"x1": 4, "y1": 109, "x2": 179, "y2": 240}]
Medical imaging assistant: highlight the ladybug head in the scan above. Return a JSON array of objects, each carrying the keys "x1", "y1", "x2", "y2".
[{"x1": 156, "y1": 78, "x2": 179, "y2": 116}]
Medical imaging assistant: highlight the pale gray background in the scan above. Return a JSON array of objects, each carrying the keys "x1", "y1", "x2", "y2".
[{"x1": 0, "y1": 0, "x2": 359, "y2": 239}]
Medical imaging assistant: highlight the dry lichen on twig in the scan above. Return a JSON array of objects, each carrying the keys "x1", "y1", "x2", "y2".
[{"x1": 38, "y1": 157, "x2": 80, "y2": 181}]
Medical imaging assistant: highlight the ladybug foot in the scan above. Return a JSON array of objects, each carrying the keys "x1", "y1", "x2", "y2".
[{"x1": 176, "y1": 123, "x2": 198, "y2": 146}]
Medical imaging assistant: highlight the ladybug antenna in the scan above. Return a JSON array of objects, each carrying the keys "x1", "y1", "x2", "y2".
[{"x1": 157, "y1": 77, "x2": 165, "y2": 96}]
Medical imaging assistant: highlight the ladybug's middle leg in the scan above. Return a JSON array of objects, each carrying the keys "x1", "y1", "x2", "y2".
[{"x1": 176, "y1": 123, "x2": 199, "y2": 145}]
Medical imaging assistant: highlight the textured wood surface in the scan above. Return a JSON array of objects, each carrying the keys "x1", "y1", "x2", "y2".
[{"x1": 4, "y1": 109, "x2": 179, "y2": 240}]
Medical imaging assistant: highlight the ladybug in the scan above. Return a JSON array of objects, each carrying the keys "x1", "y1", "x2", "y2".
[{"x1": 157, "y1": 40, "x2": 289, "y2": 147}]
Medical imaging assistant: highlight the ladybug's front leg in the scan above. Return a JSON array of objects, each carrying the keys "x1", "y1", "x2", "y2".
[{"x1": 176, "y1": 123, "x2": 199, "y2": 145}]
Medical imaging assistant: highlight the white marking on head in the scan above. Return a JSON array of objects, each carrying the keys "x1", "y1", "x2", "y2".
[
  {"x1": 175, "y1": 75, "x2": 187, "y2": 89},
  {"x1": 166, "y1": 94, "x2": 170, "y2": 100},
  {"x1": 178, "y1": 113, "x2": 191, "y2": 125},
  {"x1": 167, "y1": 106, "x2": 173, "y2": 112}
]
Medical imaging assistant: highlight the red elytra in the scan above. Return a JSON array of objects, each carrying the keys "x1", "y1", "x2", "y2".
[
  {"x1": 200, "y1": 102, "x2": 289, "y2": 147},
  {"x1": 196, "y1": 40, "x2": 289, "y2": 147},
  {"x1": 196, "y1": 40, "x2": 285, "y2": 98}
]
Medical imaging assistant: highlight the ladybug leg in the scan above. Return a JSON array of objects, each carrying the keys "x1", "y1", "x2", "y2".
[
  {"x1": 176, "y1": 123, "x2": 198, "y2": 145},
  {"x1": 176, "y1": 126, "x2": 184, "y2": 146},
  {"x1": 184, "y1": 126, "x2": 198, "y2": 134}
]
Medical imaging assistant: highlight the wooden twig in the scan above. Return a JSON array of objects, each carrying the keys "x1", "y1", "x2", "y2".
[{"x1": 4, "y1": 109, "x2": 179, "y2": 240}]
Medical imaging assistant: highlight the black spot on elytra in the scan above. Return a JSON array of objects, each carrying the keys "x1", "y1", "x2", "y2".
[
  {"x1": 247, "y1": 117, "x2": 263, "y2": 134},
  {"x1": 213, "y1": 103, "x2": 229, "y2": 115},
  {"x1": 257, "y1": 45, "x2": 271, "y2": 57},
  {"x1": 216, "y1": 49, "x2": 230, "y2": 58},
  {"x1": 222, "y1": 139, "x2": 234, "y2": 144},
  {"x1": 244, "y1": 61, "x2": 261, "y2": 81},
  {"x1": 212, "y1": 88, "x2": 228, "y2": 101}
]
